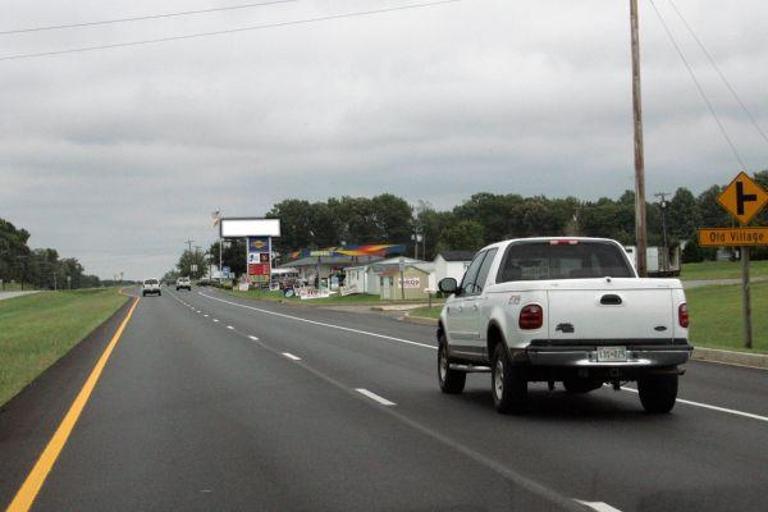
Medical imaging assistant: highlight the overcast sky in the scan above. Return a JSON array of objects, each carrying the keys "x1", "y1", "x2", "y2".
[{"x1": 1, "y1": 0, "x2": 766, "y2": 279}]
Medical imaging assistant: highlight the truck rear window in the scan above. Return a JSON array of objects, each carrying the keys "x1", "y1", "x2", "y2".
[
  {"x1": 145, "y1": 279, "x2": 158, "y2": 285},
  {"x1": 497, "y1": 241, "x2": 634, "y2": 282}
]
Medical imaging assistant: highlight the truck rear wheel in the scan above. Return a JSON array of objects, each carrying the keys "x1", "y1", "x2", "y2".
[
  {"x1": 491, "y1": 344, "x2": 527, "y2": 414},
  {"x1": 437, "y1": 336, "x2": 466, "y2": 394},
  {"x1": 638, "y1": 373, "x2": 678, "y2": 413}
]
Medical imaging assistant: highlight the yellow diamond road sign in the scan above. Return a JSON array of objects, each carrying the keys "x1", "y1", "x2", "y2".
[{"x1": 717, "y1": 171, "x2": 768, "y2": 225}]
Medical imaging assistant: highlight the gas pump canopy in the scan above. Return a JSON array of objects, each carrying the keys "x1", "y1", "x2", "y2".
[{"x1": 220, "y1": 218, "x2": 281, "y2": 238}]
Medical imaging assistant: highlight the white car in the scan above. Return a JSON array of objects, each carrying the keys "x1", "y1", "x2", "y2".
[
  {"x1": 176, "y1": 277, "x2": 192, "y2": 291},
  {"x1": 142, "y1": 278, "x2": 161, "y2": 297},
  {"x1": 437, "y1": 237, "x2": 691, "y2": 414}
]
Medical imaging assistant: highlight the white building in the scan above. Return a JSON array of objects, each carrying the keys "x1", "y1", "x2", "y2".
[
  {"x1": 433, "y1": 251, "x2": 475, "y2": 284},
  {"x1": 344, "y1": 257, "x2": 423, "y2": 295}
]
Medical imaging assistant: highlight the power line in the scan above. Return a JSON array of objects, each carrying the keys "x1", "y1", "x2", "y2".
[
  {"x1": 648, "y1": 0, "x2": 748, "y2": 171},
  {"x1": 666, "y1": 0, "x2": 768, "y2": 147},
  {"x1": 0, "y1": 0, "x2": 463, "y2": 62},
  {"x1": 0, "y1": 0, "x2": 298, "y2": 36}
]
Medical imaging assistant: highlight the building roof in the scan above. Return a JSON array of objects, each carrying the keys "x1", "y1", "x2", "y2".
[
  {"x1": 281, "y1": 255, "x2": 382, "y2": 268},
  {"x1": 437, "y1": 250, "x2": 476, "y2": 262}
]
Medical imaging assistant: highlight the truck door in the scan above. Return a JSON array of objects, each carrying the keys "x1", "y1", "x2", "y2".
[
  {"x1": 463, "y1": 248, "x2": 498, "y2": 352},
  {"x1": 445, "y1": 251, "x2": 486, "y2": 347}
]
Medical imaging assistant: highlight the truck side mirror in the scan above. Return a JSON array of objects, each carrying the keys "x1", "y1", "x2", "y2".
[{"x1": 438, "y1": 277, "x2": 458, "y2": 295}]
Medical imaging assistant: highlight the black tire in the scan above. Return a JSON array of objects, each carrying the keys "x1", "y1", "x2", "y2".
[
  {"x1": 638, "y1": 373, "x2": 678, "y2": 414},
  {"x1": 562, "y1": 378, "x2": 602, "y2": 394},
  {"x1": 158, "y1": 291, "x2": 162, "y2": 296},
  {"x1": 142, "y1": 292, "x2": 146, "y2": 297},
  {"x1": 437, "y1": 335, "x2": 466, "y2": 394},
  {"x1": 491, "y1": 344, "x2": 527, "y2": 414}
]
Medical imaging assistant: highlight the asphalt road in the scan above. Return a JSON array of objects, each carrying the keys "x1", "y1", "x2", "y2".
[{"x1": 2, "y1": 287, "x2": 767, "y2": 512}]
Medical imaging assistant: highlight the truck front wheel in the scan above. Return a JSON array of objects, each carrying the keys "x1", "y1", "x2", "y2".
[
  {"x1": 638, "y1": 373, "x2": 678, "y2": 414},
  {"x1": 437, "y1": 335, "x2": 466, "y2": 394},
  {"x1": 491, "y1": 344, "x2": 527, "y2": 414}
]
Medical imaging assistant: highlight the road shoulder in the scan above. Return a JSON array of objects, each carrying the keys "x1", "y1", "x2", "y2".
[{"x1": 0, "y1": 298, "x2": 134, "y2": 508}]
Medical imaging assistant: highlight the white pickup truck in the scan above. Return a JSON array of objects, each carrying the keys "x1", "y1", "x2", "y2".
[{"x1": 437, "y1": 237, "x2": 692, "y2": 414}]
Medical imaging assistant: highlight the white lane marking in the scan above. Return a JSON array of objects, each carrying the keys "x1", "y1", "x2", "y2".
[
  {"x1": 198, "y1": 291, "x2": 436, "y2": 351},
  {"x1": 575, "y1": 500, "x2": 623, "y2": 512},
  {"x1": 248, "y1": 335, "x2": 260, "y2": 341},
  {"x1": 619, "y1": 386, "x2": 768, "y2": 423},
  {"x1": 282, "y1": 352, "x2": 301, "y2": 361},
  {"x1": 226, "y1": 325, "x2": 234, "y2": 330},
  {"x1": 355, "y1": 388, "x2": 396, "y2": 406},
  {"x1": 204, "y1": 314, "x2": 209, "y2": 318},
  {"x1": 199, "y1": 291, "x2": 768, "y2": 425},
  {"x1": 212, "y1": 319, "x2": 219, "y2": 323}
]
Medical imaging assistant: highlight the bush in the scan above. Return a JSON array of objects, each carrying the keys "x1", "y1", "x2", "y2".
[{"x1": 682, "y1": 239, "x2": 717, "y2": 263}]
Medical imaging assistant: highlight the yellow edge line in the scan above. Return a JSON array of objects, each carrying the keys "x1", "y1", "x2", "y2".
[{"x1": 6, "y1": 295, "x2": 140, "y2": 512}]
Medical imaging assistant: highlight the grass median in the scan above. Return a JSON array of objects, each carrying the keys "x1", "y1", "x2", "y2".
[{"x1": 0, "y1": 288, "x2": 128, "y2": 406}]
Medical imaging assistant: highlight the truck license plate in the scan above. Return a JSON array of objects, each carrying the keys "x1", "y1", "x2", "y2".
[{"x1": 597, "y1": 346, "x2": 628, "y2": 362}]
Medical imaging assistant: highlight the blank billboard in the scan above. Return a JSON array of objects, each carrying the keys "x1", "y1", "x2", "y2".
[{"x1": 220, "y1": 218, "x2": 281, "y2": 238}]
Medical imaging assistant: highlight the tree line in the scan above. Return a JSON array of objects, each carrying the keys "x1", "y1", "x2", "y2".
[
  {"x1": 265, "y1": 171, "x2": 767, "y2": 261},
  {"x1": 169, "y1": 170, "x2": 768, "y2": 278},
  {"x1": 0, "y1": 218, "x2": 102, "y2": 290}
]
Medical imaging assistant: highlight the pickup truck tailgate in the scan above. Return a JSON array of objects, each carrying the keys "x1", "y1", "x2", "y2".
[{"x1": 546, "y1": 279, "x2": 676, "y2": 341}]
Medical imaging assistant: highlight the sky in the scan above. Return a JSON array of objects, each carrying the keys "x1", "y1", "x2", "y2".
[{"x1": 1, "y1": 0, "x2": 766, "y2": 279}]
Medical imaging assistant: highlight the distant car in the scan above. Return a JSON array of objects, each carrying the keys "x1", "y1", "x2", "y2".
[
  {"x1": 142, "y1": 279, "x2": 161, "y2": 297},
  {"x1": 176, "y1": 277, "x2": 192, "y2": 291}
]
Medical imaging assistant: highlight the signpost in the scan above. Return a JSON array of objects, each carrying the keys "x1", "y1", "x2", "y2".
[
  {"x1": 699, "y1": 172, "x2": 768, "y2": 349},
  {"x1": 219, "y1": 217, "x2": 281, "y2": 290}
]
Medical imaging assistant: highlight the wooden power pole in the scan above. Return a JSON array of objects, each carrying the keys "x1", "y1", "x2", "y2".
[{"x1": 630, "y1": 0, "x2": 648, "y2": 276}]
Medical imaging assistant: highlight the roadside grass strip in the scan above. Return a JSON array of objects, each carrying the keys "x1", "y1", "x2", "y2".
[
  {"x1": 680, "y1": 259, "x2": 768, "y2": 281},
  {"x1": 6, "y1": 296, "x2": 139, "y2": 512},
  {"x1": 0, "y1": 289, "x2": 129, "y2": 406},
  {"x1": 686, "y1": 282, "x2": 768, "y2": 352}
]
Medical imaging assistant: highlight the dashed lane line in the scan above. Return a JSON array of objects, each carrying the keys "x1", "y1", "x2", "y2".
[
  {"x1": 355, "y1": 388, "x2": 396, "y2": 406},
  {"x1": 575, "y1": 501, "x2": 623, "y2": 512},
  {"x1": 198, "y1": 291, "x2": 436, "y2": 351},
  {"x1": 282, "y1": 352, "x2": 301, "y2": 361}
]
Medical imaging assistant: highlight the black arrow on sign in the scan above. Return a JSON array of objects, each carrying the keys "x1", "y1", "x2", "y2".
[{"x1": 736, "y1": 181, "x2": 758, "y2": 215}]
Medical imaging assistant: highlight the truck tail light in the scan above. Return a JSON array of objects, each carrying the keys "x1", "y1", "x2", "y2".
[
  {"x1": 519, "y1": 304, "x2": 543, "y2": 330},
  {"x1": 678, "y1": 303, "x2": 689, "y2": 328}
]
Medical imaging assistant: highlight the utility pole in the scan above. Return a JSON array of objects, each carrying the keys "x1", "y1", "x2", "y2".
[
  {"x1": 655, "y1": 192, "x2": 671, "y2": 272},
  {"x1": 630, "y1": 0, "x2": 648, "y2": 276},
  {"x1": 185, "y1": 239, "x2": 194, "y2": 253}
]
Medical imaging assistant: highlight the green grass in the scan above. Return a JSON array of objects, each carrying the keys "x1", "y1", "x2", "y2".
[
  {"x1": 686, "y1": 282, "x2": 768, "y2": 352},
  {"x1": 226, "y1": 288, "x2": 440, "y2": 306},
  {"x1": 680, "y1": 260, "x2": 768, "y2": 281},
  {"x1": 409, "y1": 305, "x2": 443, "y2": 319},
  {"x1": 0, "y1": 288, "x2": 128, "y2": 406}
]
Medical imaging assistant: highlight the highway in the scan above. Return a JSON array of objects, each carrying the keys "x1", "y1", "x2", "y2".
[{"x1": 2, "y1": 287, "x2": 767, "y2": 511}]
